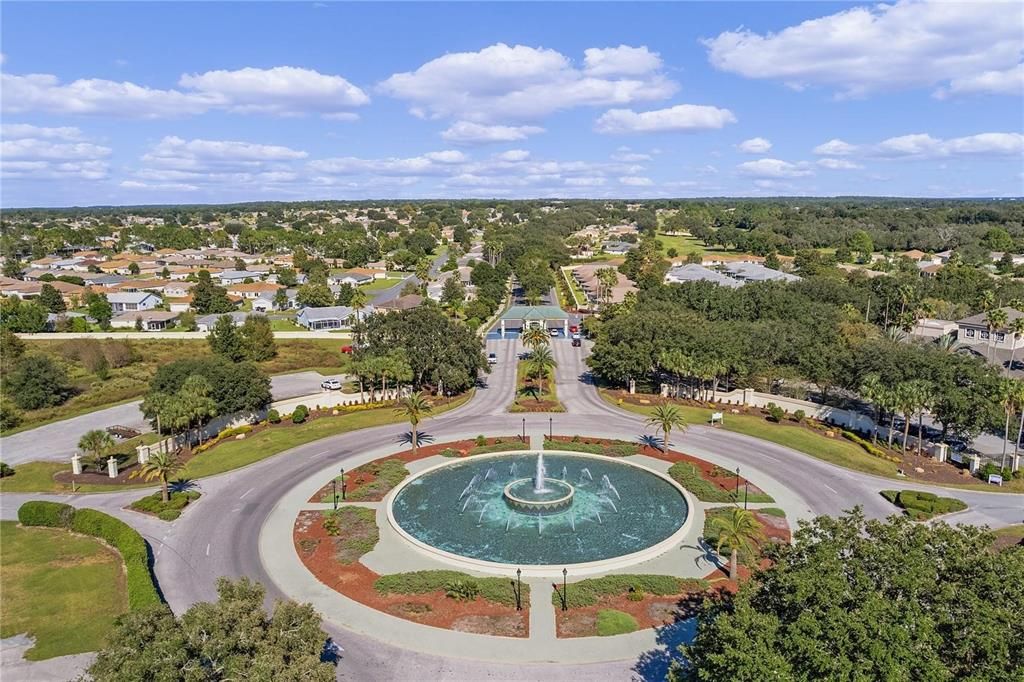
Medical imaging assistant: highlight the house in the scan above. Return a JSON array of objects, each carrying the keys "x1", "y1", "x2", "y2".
[
  {"x1": 989, "y1": 252, "x2": 1024, "y2": 266},
  {"x1": 166, "y1": 296, "x2": 193, "y2": 313},
  {"x1": 82, "y1": 273, "x2": 127, "y2": 287},
  {"x1": 601, "y1": 241, "x2": 635, "y2": 255},
  {"x1": 376, "y1": 294, "x2": 424, "y2": 312},
  {"x1": 496, "y1": 305, "x2": 572, "y2": 336},
  {"x1": 195, "y1": 311, "x2": 264, "y2": 333},
  {"x1": 163, "y1": 281, "x2": 196, "y2": 299},
  {"x1": 328, "y1": 270, "x2": 373, "y2": 287},
  {"x1": 113, "y1": 278, "x2": 169, "y2": 293},
  {"x1": 225, "y1": 282, "x2": 284, "y2": 300},
  {"x1": 106, "y1": 291, "x2": 161, "y2": 313},
  {"x1": 216, "y1": 270, "x2": 259, "y2": 285},
  {"x1": 664, "y1": 264, "x2": 743, "y2": 288},
  {"x1": 722, "y1": 262, "x2": 801, "y2": 284},
  {"x1": 900, "y1": 249, "x2": 929, "y2": 262},
  {"x1": 912, "y1": 318, "x2": 958, "y2": 341},
  {"x1": 956, "y1": 307, "x2": 1024, "y2": 352},
  {"x1": 295, "y1": 305, "x2": 373, "y2": 330},
  {"x1": 110, "y1": 310, "x2": 180, "y2": 331}
]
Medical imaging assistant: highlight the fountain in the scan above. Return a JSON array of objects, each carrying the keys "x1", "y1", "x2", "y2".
[{"x1": 391, "y1": 451, "x2": 690, "y2": 567}]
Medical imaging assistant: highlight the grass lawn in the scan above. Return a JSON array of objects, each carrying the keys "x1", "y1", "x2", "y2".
[
  {"x1": 603, "y1": 391, "x2": 900, "y2": 478},
  {"x1": 180, "y1": 391, "x2": 472, "y2": 480},
  {"x1": 0, "y1": 521, "x2": 128, "y2": 660},
  {"x1": 359, "y1": 276, "x2": 408, "y2": 292},
  {"x1": 509, "y1": 358, "x2": 564, "y2": 412},
  {"x1": 559, "y1": 267, "x2": 589, "y2": 308},
  {"x1": 5, "y1": 338, "x2": 352, "y2": 433},
  {"x1": 270, "y1": 318, "x2": 304, "y2": 332}
]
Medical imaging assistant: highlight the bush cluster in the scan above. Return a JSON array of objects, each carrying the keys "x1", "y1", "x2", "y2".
[
  {"x1": 544, "y1": 438, "x2": 639, "y2": 457},
  {"x1": 667, "y1": 462, "x2": 736, "y2": 502},
  {"x1": 292, "y1": 404, "x2": 309, "y2": 424},
  {"x1": 444, "y1": 579, "x2": 480, "y2": 602},
  {"x1": 267, "y1": 409, "x2": 281, "y2": 424},
  {"x1": 374, "y1": 570, "x2": 528, "y2": 607},
  {"x1": 191, "y1": 424, "x2": 254, "y2": 454},
  {"x1": 129, "y1": 490, "x2": 201, "y2": 521},
  {"x1": 0, "y1": 461, "x2": 14, "y2": 477},
  {"x1": 18, "y1": 501, "x2": 160, "y2": 610},
  {"x1": 553, "y1": 574, "x2": 708, "y2": 609},
  {"x1": 595, "y1": 609, "x2": 639, "y2": 636},
  {"x1": 880, "y1": 489, "x2": 968, "y2": 520},
  {"x1": 842, "y1": 431, "x2": 902, "y2": 463}
]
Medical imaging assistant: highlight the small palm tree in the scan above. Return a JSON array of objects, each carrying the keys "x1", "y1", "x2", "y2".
[
  {"x1": 131, "y1": 450, "x2": 183, "y2": 503},
  {"x1": 859, "y1": 374, "x2": 884, "y2": 442},
  {"x1": 986, "y1": 308, "x2": 1008, "y2": 363},
  {"x1": 78, "y1": 429, "x2": 114, "y2": 465},
  {"x1": 711, "y1": 507, "x2": 764, "y2": 581},
  {"x1": 395, "y1": 393, "x2": 433, "y2": 454},
  {"x1": 1005, "y1": 317, "x2": 1024, "y2": 375},
  {"x1": 528, "y1": 345, "x2": 557, "y2": 398},
  {"x1": 645, "y1": 404, "x2": 687, "y2": 451},
  {"x1": 521, "y1": 327, "x2": 549, "y2": 349},
  {"x1": 349, "y1": 287, "x2": 368, "y2": 323}
]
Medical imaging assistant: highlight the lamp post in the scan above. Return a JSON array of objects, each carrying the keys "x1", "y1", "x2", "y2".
[
  {"x1": 743, "y1": 480, "x2": 749, "y2": 510},
  {"x1": 516, "y1": 568, "x2": 522, "y2": 611},
  {"x1": 549, "y1": 417, "x2": 553, "y2": 440},
  {"x1": 734, "y1": 467, "x2": 740, "y2": 501},
  {"x1": 340, "y1": 467, "x2": 346, "y2": 501},
  {"x1": 522, "y1": 418, "x2": 526, "y2": 443},
  {"x1": 562, "y1": 568, "x2": 568, "y2": 611},
  {"x1": 332, "y1": 478, "x2": 338, "y2": 510}
]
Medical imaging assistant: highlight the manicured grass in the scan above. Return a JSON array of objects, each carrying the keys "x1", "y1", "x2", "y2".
[
  {"x1": 0, "y1": 521, "x2": 128, "y2": 660},
  {"x1": 359, "y1": 276, "x2": 408, "y2": 292},
  {"x1": 269, "y1": 319, "x2": 304, "y2": 331},
  {"x1": 559, "y1": 267, "x2": 588, "y2": 308},
  {"x1": 553, "y1": 574, "x2": 709, "y2": 609},
  {"x1": 8, "y1": 338, "x2": 352, "y2": 431},
  {"x1": 544, "y1": 437, "x2": 640, "y2": 457},
  {"x1": 605, "y1": 392, "x2": 901, "y2": 478},
  {"x1": 655, "y1": 232, "x2": 708, "y2": 257},
  {"x1": 509, "y1": 357, "x2": 564, "y2": 412},
  {"x1": 180, "y1": 392, "x2": 471, "y2": 480},
  {"x1": 668, "y1": 461, "x2": 774, "y2": 503},
  {"x1": 596, "y1": 609, "x2": 639, "y2": 636},
  {"x1": 339, "y1": 459, "x2": 409, "y2": 502},
  {"x1": 374, "y1": 570, "x2": 530, "y2": 607},
  {"x1": 703, "y1": 507, "x2": 766, "y2": 563}
]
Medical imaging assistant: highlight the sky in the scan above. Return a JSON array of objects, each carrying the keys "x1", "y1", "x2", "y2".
[{"x1": 1, "y1": 0, "x2": 1022, "y2": 207}]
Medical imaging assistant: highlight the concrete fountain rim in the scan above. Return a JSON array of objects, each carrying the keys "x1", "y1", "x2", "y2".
[{"x1": 384, "y1": 449, "x2": 696, "y2": 578}]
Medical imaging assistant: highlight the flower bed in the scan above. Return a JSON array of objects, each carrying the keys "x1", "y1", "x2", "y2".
[
  {"x1": 128, "y1": 490, "x2": 201, "y2": 521},
  {"x1": 544, "y1": 436, "x2": 640, "y2": 457},
  {"x1": 702, "y1": 507, "x2": 792, "y2": 564},
  {"x1": 668, "y1": 462, "x2": 774, "y2": 503}
]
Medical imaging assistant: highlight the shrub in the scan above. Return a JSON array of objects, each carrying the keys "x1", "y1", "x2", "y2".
[
  {"x1": 0, "y1": 461, "x2": 14, "y2": 477},
  {"x1": 444, "y1": 579, "x2": 480, "y2": 602},
  {"x1": 793, "y1": 409, "x2": 806, "y2": 423},
  {"x1": 322, "y1": 510, "x2": 341, "y2": 536},
  {"x1": 626, "y1": 590, "x2": 645, "y2": 602},
  {"x1": 668, "y1": 462, "x2": 735, "y2": 502},
  {"x1": 595, "y1": 609, "x2": 639, "y2": 636},
  {"x1": 553, "y1": 574, "x2": 708, "y2": 608},
  {"x1": 129, "y1": 491, "x2": 200, "y2": 521},
  {"x1": 880, "y1": 489, "x2": 967, "y2": 520},
  {"x1": 69, "y1": 508, "x2": 160, "y2": 609},
  {"x1": 292, "y1": 404, "x2": 309, "y2": 424},
  {"x1": 374, "y1": 570, "x2": 526, "y2": 607},
  {"x1": 475, "y1": 435, "x2": 487, "y2": 447},
  {"x1": 439, "y1": 448, "x2": 460, "y2": 457},
  {"x1": 766, "y1": 402, "x2": 785, "y2": 423},
  {"x1": 267, "y1": 409, "x2": 281, "y2": 424},
  {"x1": 842, "y1": 431, "x2": 901, "y2": 463},
  {"x1": 18, "y1": 500, "x2": 75, "y2": 528}
]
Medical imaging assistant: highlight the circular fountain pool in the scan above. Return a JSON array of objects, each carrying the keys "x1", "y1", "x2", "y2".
[{"x1": 388, "y1": 451, "x2": 691, "y2": 572}]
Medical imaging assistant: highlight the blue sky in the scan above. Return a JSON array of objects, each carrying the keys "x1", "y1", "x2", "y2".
[{"x1": 1, "y1": 1, "x2": 1022, "y2": 207}]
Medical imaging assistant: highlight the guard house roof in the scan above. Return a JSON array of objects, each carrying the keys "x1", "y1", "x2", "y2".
[{"x1": 500, "y1": 305, "x2": 570, "y2": 321}]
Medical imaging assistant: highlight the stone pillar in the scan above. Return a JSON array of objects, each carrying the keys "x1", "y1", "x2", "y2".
[
  {"x1": 136, "y1": 444, "x2": 150, "y2": 465},
  {"x1": 107, "y1": 456, "x2": 119, "y2": 479},
  {"x1": 1012, "y1": 453, "x2": 1021, "y2": 473},
  {"x1": 628, "y1": 378, "x2": 636, "y2": 394},
  {"x1": 563, "y1": 319, "x2": 568, "y2": 336},
  {"x1": 742, "y1": 388, "x2": 754, "y2": 406},
  {"x1": 932, "y1": 442, "x2": 948, "y2": 463},
  {"x1": 500, "y1": 319, "x2": 505, "y2": 337},
  {"x1": 71, "y1": 454, "x2": 83, "y2": 475},
  {"x1": 968, "y1": 454, "x2": 982, "y2": 474},
  {"x1": 660, "y1": 383, "x2": 669, "y2": 398}
]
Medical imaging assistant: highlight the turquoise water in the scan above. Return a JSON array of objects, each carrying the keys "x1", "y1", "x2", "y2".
[{"x1": 391, "y1": 453, "x2": 688, "y2": 565}]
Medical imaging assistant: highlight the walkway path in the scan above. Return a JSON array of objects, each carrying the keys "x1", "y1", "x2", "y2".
[{"x1": 2, "y1": 336, "x2": 1021, "y2": 681}]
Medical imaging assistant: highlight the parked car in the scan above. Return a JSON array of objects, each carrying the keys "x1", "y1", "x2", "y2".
[
  {"x1": 487, "y1": 352, "x2": 498, "y2": 365},
  {"x1": 321, "y1": 378, "x2": 343, "y2": 390},
  {"x1": 341, "y1": 345, "x2": 354, "y2": 354},
  {"x1": 572, "y1": 338, "x2": 582, "y2": 348},
  {"x1": 571, "y1": 332, "x2": 581, "y2": 340},
  {"x1": 569, "y1": 325, "x2": 579, "y2": 333},
  {"x1": 549, "y1": 329, "x2": 560, "y2": 337}
]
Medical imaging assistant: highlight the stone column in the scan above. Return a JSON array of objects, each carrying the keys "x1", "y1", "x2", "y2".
[
  {"x1": 628, "y1": 378, "x2": 636, "y2": 394},
  {"x1": 500, "y1": 319, "x2": 505, "y2": 337},
  {"x1": 107, "y1": 457, "x2": 119, "y2": 479},
  {"x1": 742, "y1": 388, "x2": 754, "y2": 406},
  {"x1": 1012, "y1": 453, "x2": 1021, "y2": 473},
  {"x1": 563, "y1": 319, "x2": 568, "y2": 336},
  {"x1": 71, "y1": 454, "x2": 83, "y2": 475},
  {"x1": 968, "y1": 454, "x2": 982, "y2": 474},
  {"x1": 932, "y1": 442, "x2": 948, "y2": 463},
  {"x1": 660, "y1": 383, "x2": 669, "y2": 398},
  {"x1": 136, "y1": 444, "x2": 150, "y2": 465}
]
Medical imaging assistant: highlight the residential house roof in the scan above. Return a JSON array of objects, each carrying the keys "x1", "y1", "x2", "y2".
[{"x1": 956, "y1": 307, "x2": 1024, "y2": 331}]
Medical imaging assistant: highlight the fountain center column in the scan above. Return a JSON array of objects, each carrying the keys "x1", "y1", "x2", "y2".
[{"x1": 534, "y1": 452, "x2": 547, "y2": 493}]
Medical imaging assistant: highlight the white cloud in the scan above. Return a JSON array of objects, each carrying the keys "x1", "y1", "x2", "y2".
[
  {"x1": 2, "y1": 65, "x2": 368, "y2": 118},
  {"x1": 379, "y1": 43, "x2": 677, "y2": 122},
  {"x1": 936, "y1": 63, "x2": 1024, "y2": 98},
  {"x1": 583, "y1": 45, "x2": 662, "y2": 77},
  {"x1": 619, "y1": 176, "x2": 654, "y2": 186},
  {"x1": 612, "y1": 150, "x2": 653, "y2": 162},
  {"x1": 440, "y1": 121, "x2": 545, "y2": 145},
  {"x1": 142, "y1": 136, "x2": 308, "y2": 171},
  {"x1": 817, "y1": 158, "x2": 863, "y2": 170},
  {"x1": 423, "y1": 150, "x2": 468, "y2": 164},
  {"x1": 120, "y1": 180, "x2": 199, "y2": 192},
  {"x1": 1, "y1": 124, "x2": 111, "y2": 180},
  {"x1": 496, "y1": 149, "x2": 530, "y2": 162},
  {"x1": 703, "y1": 0, "x2": 1023, "y2": 98},
  {"x1": 565, "y1": 177, "x2": 607, "y2": 187},
  {"x1": 308, "y1": 155, "x2": 446, "y2": 177},
  {"x1": 813, "y1": 138, "x2": 858, "y2": 155},
  {"x1": 737, "y1": 137, "x2": 772, "y2": 154},
  {"x1": 594, "y1": 104, "x2": 736, "y2": 134},
  {"x1": 873, "y1": 132, "x2": 1024, "y2": 158},
  {"x1": 736, "y1": 158, "x2": 814, "y2": 178},
  {"x1": 178, "y1": 66, "x2": 369, "y2": 116}
]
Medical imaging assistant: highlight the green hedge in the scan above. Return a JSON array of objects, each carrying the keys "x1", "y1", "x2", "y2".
[
  {"x1": 17, "y1": 500, "x2": 75, "y2": 528},
  {"x1": 544, "y1": 438, "x2": 640, "y2": 457},
  {"x1": 374, "y1": 570, "x2": 529, "y2": 607},
  {"x1": 18, "y1": 502, "x2": 161, "y2": 610},
  {"x1": 129, "y1": 490, "x2": 201, "y2": 521},
  {"x1": 842, "y1": 431, "x2": 901, "y2": 463},
  {"x1": 880, "y1": 489, "x2": 968, "y2": 520},
  {"x1": 553, "y1": 574, "x2": 709, "y2": 609}
]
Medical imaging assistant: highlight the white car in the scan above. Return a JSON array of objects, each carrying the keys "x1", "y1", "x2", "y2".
[
  {"x1": 321, "y1": 378, "x2": 343, "y2": 390},
  {"x1": 487, "y1": 352, "x2": 498, "y2": 365}
]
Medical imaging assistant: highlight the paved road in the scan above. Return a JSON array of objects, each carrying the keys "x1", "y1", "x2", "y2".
[
  {"x1": 0, "y1": 373, "x2": 344, "y2": 466},
  {"x1": 2, "y1": 338, "x2": 1022, "y2": 681},
  {"x1": 370, "y1": 250, "x2": 447, "y2": 305}
]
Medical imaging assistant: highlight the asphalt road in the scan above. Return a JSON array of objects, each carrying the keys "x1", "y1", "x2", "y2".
[
  {"x1": 2, "y1": 339, "x2": 1022, "y2": 681},
  {"x1": 0, "y1": 372, "x2": 342, "y2": 466}
]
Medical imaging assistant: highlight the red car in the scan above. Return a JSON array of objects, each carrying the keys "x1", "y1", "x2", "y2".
[
  {"x1": 341, "y1": 345, "x2": 354, "y2": 354},
  {"x1": 569, "y1": 325, "x2": 579, "y2": 333}
]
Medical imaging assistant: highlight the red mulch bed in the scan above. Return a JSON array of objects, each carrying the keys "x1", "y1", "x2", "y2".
[
  {"x1": 545, "y1": 435, "x2": 770, "y2": 498},
  {"x1": 307, "y1": 437, "x2": 520, "y2": 502},
  {"x1": 293, "y1": 510, "x2": 528, "y2": 636}
]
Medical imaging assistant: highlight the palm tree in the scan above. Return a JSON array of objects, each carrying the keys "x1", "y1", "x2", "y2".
[
  {"x1": 131, "y1": 450, "x2": 183, "y2": 503},
  {"x1": 596, "y1": 267, "x2": 618, "y2": 307},
  {"x1": 907, "y1": 380, "x2": 934, "y2": 457},
  {"x1": 998, "y1": 378, "x2": 1018, "y2": 470},
  {"x1": 394, "y1": 393, "x2": 432, "y2": 455},
  {"x1": 178, "y1": 375, "x2": 217, "y2": 446},
  {"x1": 528, "y1": 345, "x2": 557, "y2": 398},
  {"x1": 349, "y1": 287, "x2": 368, "y2": 324},
  {"x1": 78, "y1": 429, "x2": 114, "y2": 464},
  {"x1": 1013, "y1": 381, "x2": 1024, "y2": 465},
  {"x1": 522, "y1": 327, "x2": 549, "y2": 350},
  {"x1": 710, "y1": 507, "x2": 764, "y2": 581},
  {"x1": 1005, "y1": 316, "x2": 1024, "y2": 375},
  {"x1": 936, "y1": 333, "x2": 957, "y2": 353},
  {"x1": 894, "y1": 382, "x2": 918, "y2": 451},
  {"x1": 645, "y1": 404, "x2": 687, "y2": 451},
  {"x1": 986, "y1": 308, "x2": 1008, "y2": 363},
  {"x1": 859, "y1": 374, "x2": 884, "y2": 442}
]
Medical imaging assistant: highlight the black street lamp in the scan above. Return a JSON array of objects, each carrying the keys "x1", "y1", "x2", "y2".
[
  {"x1": 562, "y1": 568, "x2": 568, "y2": 611},
  {"x1": 743, "y1": 480, "x2": 749, "y2": 510},
  {"x1": 340, "y1": 467, "x2": 346, "y2": 501},
  {"x1": 332, "y1": 478, "x2": 338, "y2": 510},
  {"x1": 734, "y1": 467, "x2": 740, "y2": 501},
  {"x1": 522, "y1": 418, "x2": 526, "y2": 443},
  {"x1": 549, "y1": 417, "x2": 553, "y2": 440},
  {"x1": 516, "y1": 568, "x2": 522, "y2": 611}
]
